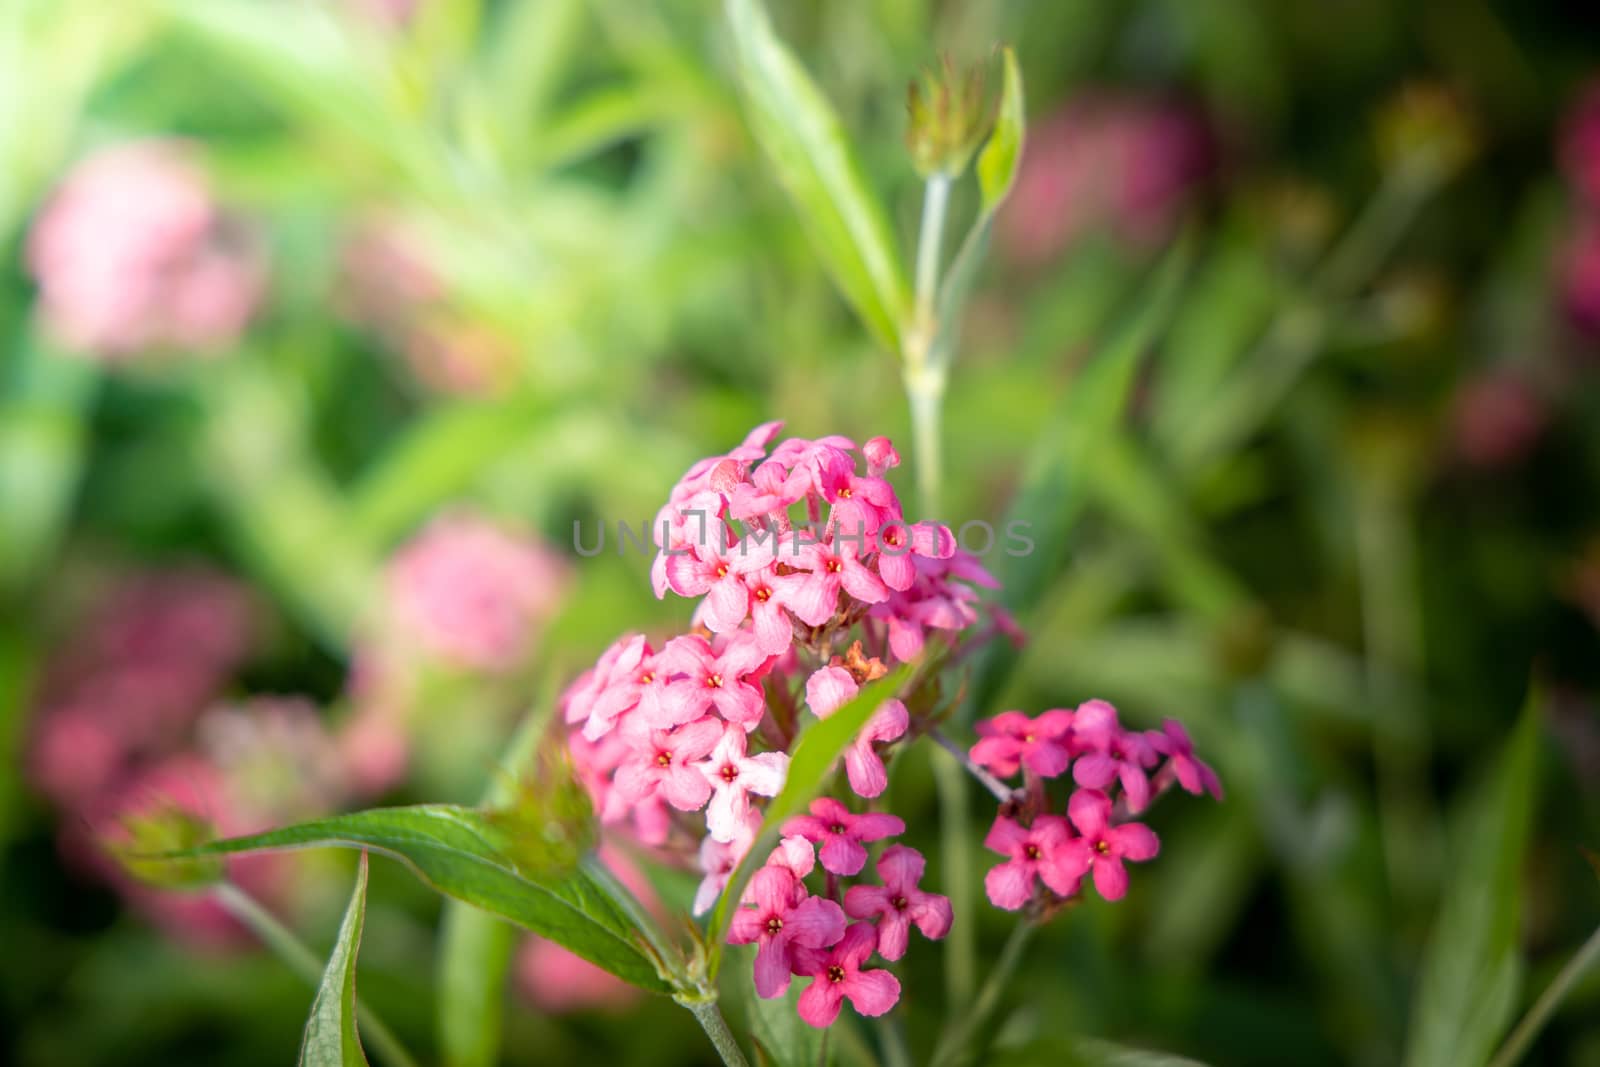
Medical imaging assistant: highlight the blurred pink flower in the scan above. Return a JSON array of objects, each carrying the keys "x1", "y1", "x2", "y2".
[
  {"x1": 385, "y1": 512, "x2": 570, "y2": 672},
  {"x1": 345, "y1": 0, "x2": 422, "y2": 29},
  {"x1": 1561, "y1": 80, "x2": 1600, "y2": 207},
  {"x1": 998, "y1": 94, "x2": 1213, "y2": 267},
  {"x1": 26, "y1": 141, "x2": 264, "y2": 359},
  {"x1": 27, "y1": 567, "x2": 254, "y2": 807},
  {"x1": 1451, "y1": 372, "x2": 1546, "y2": 468},
  {"x1": 1561, "y1": 217, "x2": 1600, "y2": 338}
]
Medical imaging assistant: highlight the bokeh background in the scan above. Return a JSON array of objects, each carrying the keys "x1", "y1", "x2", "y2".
[{"x1": 2, "y1": 0, "x2": 1598, "y2": 1064}]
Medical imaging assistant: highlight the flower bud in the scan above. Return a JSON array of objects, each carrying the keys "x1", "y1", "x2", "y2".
[
  {"x1": 104, "y1": 802, "x2": 225, "y2": 892},
  {"x1": 905, "y1": 54, "x2": 993, "y2": 178}
]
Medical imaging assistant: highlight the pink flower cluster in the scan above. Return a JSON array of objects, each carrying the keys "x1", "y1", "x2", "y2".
[
  {"x1": 971, "y1": 702, "x2": 1220, "y2": 909},
  {"x1": 560, "y1": 424, "x2": 994, "y2": 1024},
  {"x1": 729, "y1": 806, "x2": 951, "y2": 1027},
  {"x1": 27, "y1": 141, "x2": 264, "y2": 360}
]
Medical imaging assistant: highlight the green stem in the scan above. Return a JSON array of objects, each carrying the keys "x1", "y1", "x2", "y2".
[
  {"x1": 1487, "y1": 923, "x2": 1600, "y2": 1067},
  {"x1": 932, "y1": 747, "x2": 976, "y2": 1009},
  {"x1": 931, "y1": 920, "x2": 1038, "y2": 1067},
  {"x1": 215, "y1": 882, "x2": 420, "y2": 1067},
  {"x1": 686, "y1": 999, "x2": 753, "y2": 1067},
  {"x1": 913, "y1": 173, "x2": 952, "y2": 319}
]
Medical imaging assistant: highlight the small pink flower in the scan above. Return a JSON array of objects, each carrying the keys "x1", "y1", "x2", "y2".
[
  {"x1": 728, "y1": 866, "x2": 847, "y2": 999},
  {"x1": 766, "y1": 834, "x2": 817, "y2": 879},
  {"x1": 664, "y1": 534, "x2": 755, "y2": 633},
  {"x1": 656, "y1": 633, "x2": 770, "y2": 729},
  {"x1": 982, "y1": 815, "x2": 1084, "y2": 910},
  {"x1": 701, "y1": 726, "x2": 789, "y2": 842},
  {"x1": 794, "y1": 923, "x2": 901, "y2": 1028},
  {"x1": 1149, "y1": 719, "x2": 1223, "y2": 801},
  {"x1": 1071, "y1": 700, "x2": 1158, "y2": 812},
  {"x1": 611, "y1": 716, "x2": 723, "y2": 812},
  {"x1": 694, "y1": 811, "x2": 762, "y2": 915},
  {"x1": 843, "y1": 845, "x2": 951, "y2": 960},
  {"x1": 563, "y1": 633, "x2": 654, "y2": 741},
  {"x1": 805, "y1": 666, "x2": 859, "y2": 718},
  {"x1": 1062, "y1": 789, "x2": 1159, "y2": 901},
  {"x1": 970, "y1": 709, "x2": 1075, "y2": 778},
  {"x1": 872, "y1": 521, "x2": 955, "y2": 592},
  {"x1": 783, "y1": 797, "x2": 904, "y2": 876},
  {"x1": 786, "y1": 539, "x2": 890, "y2": 627},
  {"x1": 842, "y1": 699, "x2": 909, "y2": 799},
  {"x1": 863, "y1": 437, "x2": 900, "y2": 477}
]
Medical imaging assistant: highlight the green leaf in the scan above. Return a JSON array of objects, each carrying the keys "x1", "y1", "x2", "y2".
[
  {"x1": 168, "y1": 805, "x2": 675, "y2": 994},
  {"x1": 299, "y1": 852, "x2": 371, "y2": 1067},
  {"x1": 724, "y1": 0, "x2": 911, "y2": 352},
  {"x1": 931, "y1": 47, "x2": 1024, "y2": 374},
  {"x1": 0, "y1": 334, "x2": 97, "y2": 595},
  {"x1": 729, "y1": 956, "x2": 829, "y2": 1067},
  {"x1": 706, "y1": 664, "x2": 915, "y2": 974},
  {"x1": 437, "y1": 690, "x2": 558, "y2": 1067},
  {"x1": 1403, "y1": 697, "x2": 1542, "y2": 1067},
  {"x1": 963, "y1": 235, "x2": 1194, "y2": 719}
]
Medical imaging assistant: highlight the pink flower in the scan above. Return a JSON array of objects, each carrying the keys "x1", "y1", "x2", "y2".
[
  {"x1": 872, "y1": 521, "x2": 955, "y2": 592},
  {"x1": 664, "y1": 534, "x2": 754, "y2": 633},
  {"x1": 701, "y1": 726, "x2": 789, "y2": 841},
  {"x1": 786, "y1": 539, "x2": 890, "y2": 627},
  {"x1": 1062, "y1": 789, "x2": 1159, "y2": 902},
  {"x1": 863, "y1": 437, "x2": 900, "y2": 477},
  {"x1": 783, "y1": 797, "x2": 904, "y2": 876},
  {"x1": 694, "y1": 811, "x2": 762, "y2": 915},
  {"x1": 842, "y1": 699, "x2": 909, "y2": 799},
  {"x1": 386, "y1": 512, "x2": 569, "y2": 673},
  {"x1": 1071, "y1": 700, "x2": 1158, "y2": 813},
  {"x1": 794, "y1": 923, "x2": 901, "y2": 1028},
  {"x1": 26, "y1": 140, "x2": 264, "y2": 359},
  {"x1": 516, "y1": 938, "x2": 637, "y2": 1014},
  {"x1": 1561, "y1": 218, "x2": 1600, "y2": 338},
  {"x1": 1452, "y1": 373, "x2": 1545, "y2": 469},
  {"x1": 1149, "y1": 719, "x2": 1224, "y2": 801},
  {"x1": 728, "y1": 866, "x2": 847, "y2": 999},
  {"x1": 843, "y1": 845, "x2": 952, "y2": 960},
  {"x1": 982, "y1": 815, "x2": 1083, "y2": 910},
  {"x1": 805, "y1": 666, "x2": 859, "y2": 718},
  {"x1": 563, "y1": 634, "x2": 652, "y2": 740},
  {"x1": 970, "y1": 709, "x2": 1075, "y2": 778},
  {"x1": 766, "y1": 834, "x2": 818, "y2": 879},
  {"x1": 1561, "y1": 80, "x2": 1600, "y2": 206},
  {"x1": 656, "y1": 634, "x2": 770, "y2": 729},
  {"x1": 611, "y1": 716, "x2": 723, "y2": 813}
]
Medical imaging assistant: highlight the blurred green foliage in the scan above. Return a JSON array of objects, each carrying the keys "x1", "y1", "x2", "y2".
[{"x1": 2, "y1": 0, "x2": 1599, "y2": 1065}]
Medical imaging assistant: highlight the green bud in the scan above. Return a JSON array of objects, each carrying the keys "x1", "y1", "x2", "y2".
[
  {"x1": 906, "y1": 53, "x2": 994, "y2": 179},
  {"x1": 106, "y1": 804, "x2": 226, "y2": 891}
]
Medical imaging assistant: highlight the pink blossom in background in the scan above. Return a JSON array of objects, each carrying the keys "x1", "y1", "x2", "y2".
[
  {"x1": 1561, "y1": 217, "x2": 1600, "y2": 338},
  {"x1": 998, "y1": 94, "x2": 1214, "y2": 267},
  {"x1": 385, "y1": 512, "x2": 570, "y2": 673},
  {"x1": 345, "y1": 0, "x2": 422, "y2": 30},
  {"x1": 1561, "y1": 80, "x2": 1600, "y2": 207},
  {"x1": 26, "y1": 141, "x2": 263, "y2": 359},
  {"x1": 27, "y1": 567, "x2": 254, "y2": 807},
  {"x1": 1452, "y1": 372, "x2": 1546, "y2": 468}
]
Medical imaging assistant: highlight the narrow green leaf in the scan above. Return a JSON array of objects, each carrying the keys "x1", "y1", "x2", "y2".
[
  {"x1": 963, "y1": 236, "x2": 1194, "y2": 719},
  {"x1": 0, "y1": 335, "x2": 97, "y2": 595},
  {"x1": 931, "y1": 47, "x2": 1024, "y2": 373},
  {"x1": 1403, "y1": 697, "x2": 1542, "y2": 1067},
  {"x1": 706, "y1": 664, "x2": 915, "y2": 973},
  {"x1": 975, "y1": 47, "x2": 1025, "y2": 215},
  {"x1": 166, "y1": 805, "x2": 674, "y2": 994},
  {"x1": 300, "y1": 853, "x2": 371, "y2": 1067},
  {"x1": 724, "y1": 0, "x2": 911, "y2": 352}
]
